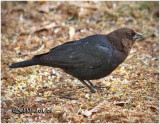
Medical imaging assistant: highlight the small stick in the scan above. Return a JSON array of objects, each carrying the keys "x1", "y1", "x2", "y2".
[{"x1": 19, "y1": 43, "x2": 44, "y2": 56}]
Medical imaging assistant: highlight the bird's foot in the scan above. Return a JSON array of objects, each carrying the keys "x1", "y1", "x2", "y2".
[
  {"x1": 87, "y1": 80, "x2": 109, "y2": 89},
  {"x1": 90, "y1": 89, "x2": 96, "y2": 93},
  {"x1": 94, "y1": 85, "x2": 111, "y2": 90},
  {"x1": 79, "y1": 79, "x2": 96, "y2": 93},
  {"x1": 92, "y1": 84, "x2": 107, "y2": 89}
]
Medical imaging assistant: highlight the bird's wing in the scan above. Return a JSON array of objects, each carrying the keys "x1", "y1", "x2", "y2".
[{"x1": 40, "y1": 35, "x2": 112, "y2": 68}]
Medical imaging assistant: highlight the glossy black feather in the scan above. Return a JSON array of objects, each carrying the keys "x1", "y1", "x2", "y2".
[{"x1": 9, "y1": 28, "x2": 143, "y2": 92}]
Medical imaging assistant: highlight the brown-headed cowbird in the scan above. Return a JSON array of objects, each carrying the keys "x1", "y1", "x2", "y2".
[{"x1": 9, "y1": 28, "x2": 143, "y2": 93}]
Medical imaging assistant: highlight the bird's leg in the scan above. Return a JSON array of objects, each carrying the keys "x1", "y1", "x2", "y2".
[
  {"x1": 87, "y1": 80, "x2": 107, "y2": 89},
  {"x1": 87, "y1": 80, "x2": 96, "y2": 88},
  {"x1": 79, "y1": 79, "x2": 96, "y2": 93}
]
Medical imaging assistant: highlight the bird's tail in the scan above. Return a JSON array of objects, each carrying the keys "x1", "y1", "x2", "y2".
[
  {"x1": 9, "y1": 53, "x2": 47, "y2": 68},
  {"x1": 9, "y1": 59, "x2": 38, "y2": 68}
]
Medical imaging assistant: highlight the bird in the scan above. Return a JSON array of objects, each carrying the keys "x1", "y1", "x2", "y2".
[{"x1": 9, "y1": 28, "x2": 143, "y2": 93}]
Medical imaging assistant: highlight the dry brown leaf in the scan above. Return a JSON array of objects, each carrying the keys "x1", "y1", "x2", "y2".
[
  {"x1": 148, "y1": 105, "x2": 159, "y2": 112},
  {"x1": 71, "y1": 2, "x2": 97, "y2": 9},
  {"x1": 82, "y1": 100, "x2": 106, "y2": 117},
  {"x1": 19, "y1": 22, "x2": 58, "y2": 36},
  {"x1": 90, "y1": 11, "x2": 100, "y2": 22},
  {"x1": 37, "y1": 4, "x2": 50, "y2": 13},
  {"x1": 78, "y1": 8, "x2": 90, "y2": 17},
  {"x1": 35, "y1": 22, "x2": 57, "y2": 32}
]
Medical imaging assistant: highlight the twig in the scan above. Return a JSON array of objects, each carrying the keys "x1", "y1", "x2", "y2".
[
  {"x1": 58, "y1": 90, "x2": 78, "y2": 100},
  {"x1": 19, "y1": 43, "x2": 44, "y2": 56},
  {"x1": 59, "y1": 96, "x2": 78, "y2": 100}
]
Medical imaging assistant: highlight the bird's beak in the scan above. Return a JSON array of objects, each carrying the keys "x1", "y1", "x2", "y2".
[{"x1": 133, "y1": 32, "x2": 144, "y2": 41}]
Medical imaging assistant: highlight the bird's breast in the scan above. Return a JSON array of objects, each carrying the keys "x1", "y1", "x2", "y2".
[{"x1": 111, "y1": 49, "x2": 127, "y2": 68}]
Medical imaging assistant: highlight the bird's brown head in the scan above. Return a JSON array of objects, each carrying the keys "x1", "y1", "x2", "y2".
[{"x1": 106, "y1": 28, "x2": 143, "y2": 54}]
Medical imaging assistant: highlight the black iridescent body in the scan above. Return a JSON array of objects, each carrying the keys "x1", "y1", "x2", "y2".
[{"x1": 10, "y1": 28, "x2": 143, "y2": 93}]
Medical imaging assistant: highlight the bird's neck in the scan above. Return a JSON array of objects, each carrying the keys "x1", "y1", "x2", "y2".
[{"x1": 106, "y1": 33, "x2": 130, "y2": 55}]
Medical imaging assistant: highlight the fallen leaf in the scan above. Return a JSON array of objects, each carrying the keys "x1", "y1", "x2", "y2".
[
  {"x1": 149, "y1": 105, "x2": 159, "y2": 112},
  {"x1": 37, "y1": 4, "x2": 50, "y2": 13},
  {"x1": 90, "y1": 11, "x2": 100, "y2": 22},
  {"x1": 82, "y1": 100, "x2": 106, "y2": 117}
]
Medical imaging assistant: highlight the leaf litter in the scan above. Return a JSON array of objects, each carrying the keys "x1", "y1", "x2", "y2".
[{"x1": 1, "y1": 1, "x2": 159, "y2": 123}]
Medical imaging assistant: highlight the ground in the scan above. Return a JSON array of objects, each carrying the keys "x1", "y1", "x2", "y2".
[{"x1": 1, "y1": 1, "x2": 159, "y2": 123}]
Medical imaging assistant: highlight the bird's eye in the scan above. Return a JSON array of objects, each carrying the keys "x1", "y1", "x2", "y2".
[{"x1": 127, "y1": 33, "x2": 132, "y2": 39}]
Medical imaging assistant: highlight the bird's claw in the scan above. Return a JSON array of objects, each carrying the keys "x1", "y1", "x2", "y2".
[{"x1": 93, "y1": 85, "x2": 106, "y2": 89}]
